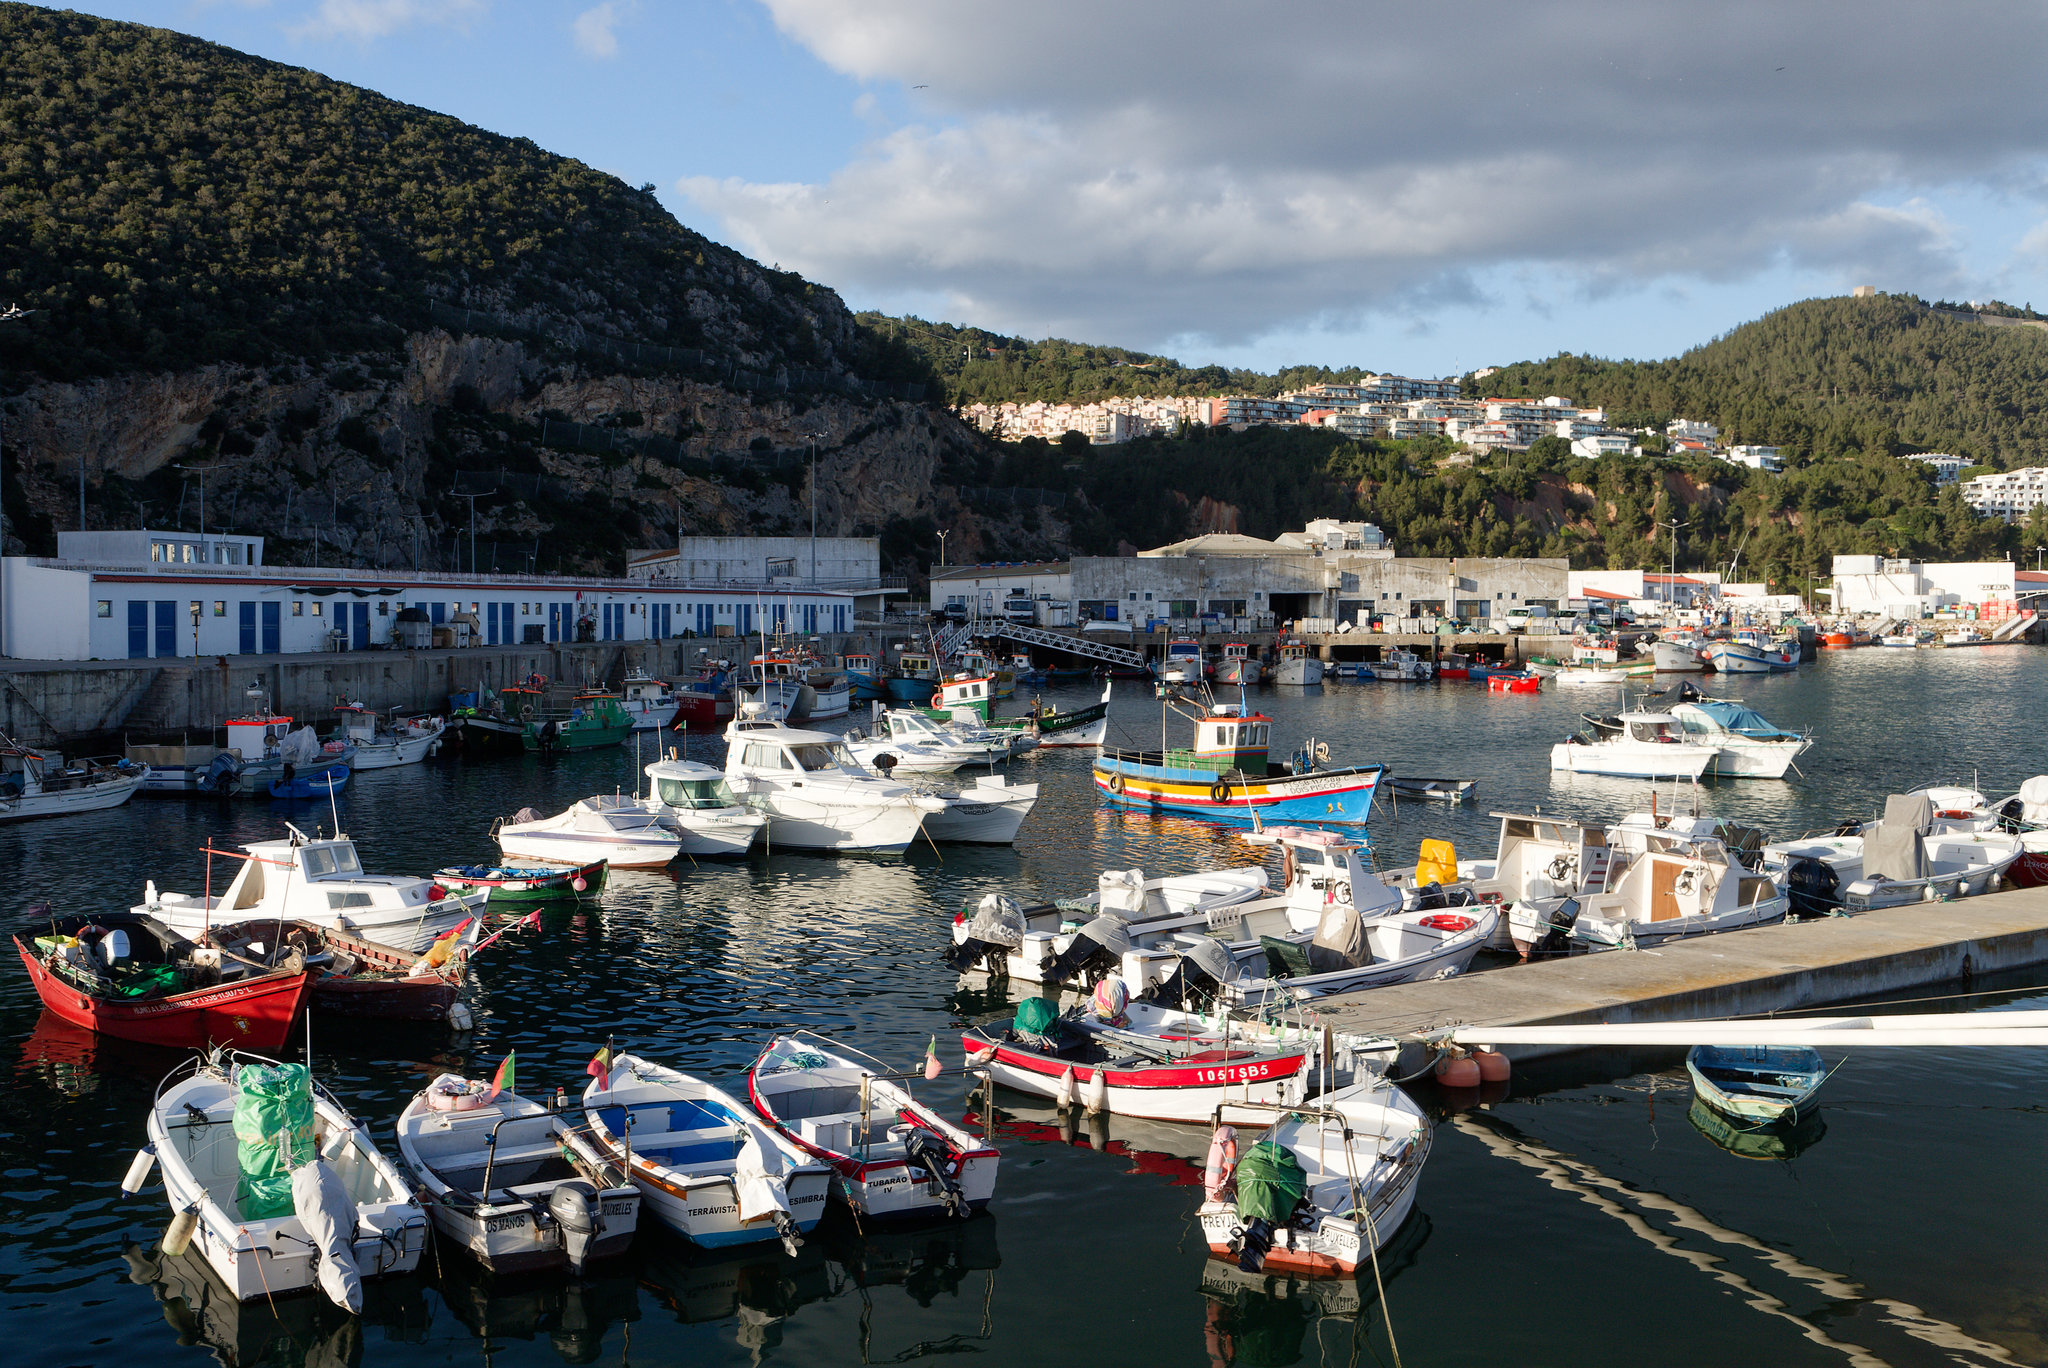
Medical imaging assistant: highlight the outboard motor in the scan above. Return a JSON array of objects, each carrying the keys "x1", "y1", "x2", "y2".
[
  {"x1": 1043, "y1": 914, "x2": 1133, "y2": 987},
  {"x1": 1785, "y1": 857, "x2": 1841, "y2": 918},
  {"x1": 903, "y1": 1129, "x2": 969, "y2": 1218},
  {"x1": 549, "y1": 1180, "x2": 601, "y2": 1274},
  {"x1": 197, "y1": 751, "x2": 243, "y2": 795},
  {"x1": 1140, "y1": 937, "x2": 1241, "y2": 1010},
  {"x1": 944, "y1": 894, "x2": 1028, "y2": 974}
]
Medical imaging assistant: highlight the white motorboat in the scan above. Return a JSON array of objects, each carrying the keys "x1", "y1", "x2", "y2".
[
  {"x1": 946, "y1": 865, "x2": 1271, "y2": 981},
  {"x1": 1198, "y1": 1079, "x2": 1430, "y2": 1278},
  {"x1": 747, "y1": 1035, "x2": 999, "y2": 1221},
  {"x1": 395, "y1": 1075, "x2": 640, "y2": 1275},
  {"x1": 1270, "y1": 643, "x2": 1325, "y2": 685},
  {"x1": 1365, "y1": 648, "x2": 1433, "y2": 682},
  {"x1": 1211, "y1": 896, "x2": 1497, "y2": 1008},
  {"x1": 132, "y1": 1052, "x2": 426, "y2": 1311},
  {"x1": 618, "y1": 676, "x2": 680, "y2": 731},
  {"x1": 639, "y1": 756, "x2": 767, "y2": 855},
  {"x1": 918, "y1": 774, "x2": 1039, "y2": 844},
  {"x1": 0, "y1": 736, "x2": 144, "y2": 822},
  {"x1": 583, "y1": 1053, "x2": 832, "y2": 1252},
  {"x1": 1880, "y1": 632, "x2": 1921, "y2": 648},
  {"x1": 135, "y1": 825, "x2": 486, "y2": 954},
  {"x1": 496, "y1": 797, "x2": 684, "y2": 869},
  {"x1": 802, "y1": 669, "x2": 852, "y2": 721},
  {"x1": 1380, "y1": 812, "x2": 1613, "y2": 953},
  {"x1": 875, "y1": 703, "x2": 1033, "y2": 762},
  {"x1": 845, "y1": 706, "x2": 1010, "y2": 774},
  {"x1": 1649, "y1": 637, "x2": 1707, "y2": 672},
  {"x1": 1551, "y1": 710, "x2": 1720, "y2": 779},
  {"x1": 1667, "y1": 697, "x2": 1812, "y2": 778},
  {"x1": 1761, "y1": 793, "x2": 2023, "y2": 911},
  {"x1": 724, "y1": 710, "x2": 944, "y2": 853},
  {"x1": 1531, "y1": 826, "x2": 1788, "y2": 952},
  {"x1": 1553, "y1": 667, "x2": 1631, "y2": 686},
  {"x1": 961, "y1": 998, "x2": 1310, "y2": 1124},
  {"x1": 332, "y1": 704, "x2": 445, "y2": 769}
]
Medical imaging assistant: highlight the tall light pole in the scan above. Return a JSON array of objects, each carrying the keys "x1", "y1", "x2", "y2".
[
  {"x1": 0, "y1": 303, "x2": 27, "y2": 657},
  {"x1": 935, "y1": 529, "x2": 950, "y2": 568},
  {"x1": 806, "y1": 432, "x2": 826, "y2": 583},
  {"x1": 1656, "y1": 518, "x2": 1688, "y2": 610},
  {"x1": 174, "y1": 463, "x2": 213, "y2": 547},
  {"x1": 452, "y1": 489, "x2": 493, "y2": 574}
]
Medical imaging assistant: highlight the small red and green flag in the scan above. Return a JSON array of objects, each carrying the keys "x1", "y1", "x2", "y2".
[
  {"x1": 587, "y1": 1045, "x2": 613, "y2": 1090},
  {"x1": 487, "y1": 1051, "x2": 515, "y2": 1101}
]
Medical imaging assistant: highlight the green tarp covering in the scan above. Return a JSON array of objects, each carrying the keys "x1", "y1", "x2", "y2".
[
  {"x1": 233, "y1": 1062, "x2": 316, "y2": 1221},
  {"x1": 1011, "y1": 998, "x2": 1058, "y2": 1038},
  {"x1": 1235, "y1": 1139, "x2": 1308, "y2": 1225}
]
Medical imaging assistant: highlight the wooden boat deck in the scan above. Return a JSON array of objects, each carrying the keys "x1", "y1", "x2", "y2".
[{"x1": 1313, "y1": 883, "x2": 2048, "y2": 1065}]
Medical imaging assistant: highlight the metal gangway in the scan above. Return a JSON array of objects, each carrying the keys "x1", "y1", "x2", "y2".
[{"x1": 977, "y1": 620, "x2": 1146, "y2": 668}]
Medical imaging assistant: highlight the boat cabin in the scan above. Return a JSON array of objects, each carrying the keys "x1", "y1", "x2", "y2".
[
  {"x1": 897, "y1": 653, "x2": 937, "y2": 679},
  {"x1": 1580, "y1": 830, "x2": 1778, "y2": 925},
  {"x1": 642, "y1": 758, "x2": 741, "y2": 810},
  {"x1": 727, "y1": 726, "x2": 865, "y2": 779},
  {"x1": 1245, "y1": 826, "x2": 1385, "y2": 912},
  {"x1": 936, "y1": 675, "x2": 991, "y2": 709},
  {"x1": 1165, "y1": 639, "x2": 1204, "y2": 670},
  {"x1": 208, "y1": 832, "x2": 442, "y2": 923},
  {"x1": 1221, "y1": 642, "x2": 1252, "y2": 663},
  {"x1": 622, "y1": 677, "x2": 673, "y2": 705},
  {"x1": 224, "y1": 714, "x2": 294, "y2": 760},
  {"x1": 746, "y1": 657, "x2": 804, "y2": 684},
  {"x1": 844, "y1": 653, "x2": 875, "y2": 674},
  {"x1": 1484, "y1": 812, "x2": 1610, "y2": 900},
  {"x1": 1278, "y1": 643, "x2": 1312, "y2": 664},
  {"x1": 1192, "y1": 703, "x2": 1272, "y2": 775}
]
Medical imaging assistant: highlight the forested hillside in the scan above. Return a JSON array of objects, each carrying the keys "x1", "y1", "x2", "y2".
[{"x1": 1471, "y1": 294, "x2": 2048, "y2": 471}]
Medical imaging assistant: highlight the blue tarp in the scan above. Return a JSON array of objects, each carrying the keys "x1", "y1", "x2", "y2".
[{"x1": 1689, "y1": 700, "x2": 1797, "y2": 739}]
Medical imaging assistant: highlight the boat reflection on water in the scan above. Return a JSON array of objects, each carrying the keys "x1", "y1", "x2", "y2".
[
  {"x1": 639, "y1": 1237, "x2": 833, "y2": 1344},
  {"x1": 18, "y1": 1010, "x2": 110, "y2": 1098},
  {"x1": 1196, "y1": 1214, "x2": 1431, "y2": 1368},
  {"x1": 433, "y1": 1255, "x2": 642, "y2": 1364},
  {"x1": 1686, "y1": 1095, "x2": 1828, "y2": 1161},
  {"x1": 125, "y1": 1240, "x2": 430, "y2": 1367},
  {"x1": 968, "y1": 1088, "x2": 1209, "y2": 1184}
]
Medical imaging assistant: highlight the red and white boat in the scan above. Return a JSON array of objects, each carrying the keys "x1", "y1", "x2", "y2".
[
  {"x1": 14, "y1": 912, "x2": 310, "y2": 1051},
  {"x1": 747, "y1": 1034, "x2": 998, "y2": 1221},
  {"x1": 961, "y1": 999, "x2": 1309, "y2": 1124}
]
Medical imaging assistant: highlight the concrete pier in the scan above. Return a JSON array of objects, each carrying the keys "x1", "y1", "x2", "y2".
[{"x1": 1315, "y1": 886, "x2": 2048, "y2": 1065}]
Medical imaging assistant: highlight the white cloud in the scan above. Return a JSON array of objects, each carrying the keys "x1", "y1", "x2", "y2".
[
  {"x1": 572, "y1": 1, "x2": 633, "y2": 60},
  {"x1": 679, "y1": 1, "x2": 2048, "y2": 350},
  {"x1": 291, "y1": 0, "x2": 486, "y2": 42}
]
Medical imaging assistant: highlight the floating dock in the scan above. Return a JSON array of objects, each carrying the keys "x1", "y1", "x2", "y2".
[{"x1": 1314, "y1": 886, "x2": 2048, "y2": 1064}]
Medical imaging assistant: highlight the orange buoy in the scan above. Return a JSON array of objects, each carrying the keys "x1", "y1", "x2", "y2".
[
  {"x1": 1472, "y1": 1047, "x2": 1512, "y2": 1083},
  {"x1": 1434, "y1": 1050, "x2": 1482, "y2": 1088}
]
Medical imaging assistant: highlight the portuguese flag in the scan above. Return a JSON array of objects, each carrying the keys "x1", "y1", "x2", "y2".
[
  {"x1": 586, "y1": 1045, "x2": 613, "y2": 1090},
  {"x1": 487, "y1": 1052, "x2": 515, "y2": 1101}
]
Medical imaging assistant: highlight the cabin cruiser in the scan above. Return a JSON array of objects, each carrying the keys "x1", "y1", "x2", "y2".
[
  {"x1": 618, "y1": 676, "x2": 680, "y2": 731},
  {"x1": 723, "y1": 709, "x2": 944, "y2": 853},
  {"x1": 1552, "y1": 710, "x2": 1721, "y2": 779},
  {"x1": 332, "y1": 704, "x2": 445, "y2": 769},
  {"x1": 0, "y1": 736, "x2": 144, "y2": 821},
  {"x1": 1667, "y1": 695, "x2": 1811, "y2": 778},
  {"x1": 497, "y1": 797, "x2": 685, "y2": 869},
  {"x1": 1365, "y1": 648, "x2": 1434, "y2": 682},
  {"x1": 134, "y1": 825, "x2": 486, "y2": 954},
  {"x1": 845, "y1": 706, "x2": 1018, "y2": 773},
  {"x1": 1761, "y1": 793, "x2": 2023, "y2": 911},
  {"x1": 947, "y1": 866, "x2": 1272, "y2": 981},
  {"x1": 1521, "y1": 826, "x2": 1788, "y2": 953},
  {"x1": 639, "y1": 756, "x2": 767, "y2": 855}
]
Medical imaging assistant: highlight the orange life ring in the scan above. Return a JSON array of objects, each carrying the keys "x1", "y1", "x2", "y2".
[
  {"x1": 931, "y1": 692, "x2": 946, "y2": 708},
  {"x1": 1937, "y1": 809, "x2": 1973, "y2": 820},
  {"x1": 1418, "y1": 913, "x2": 1477, "y2": 932}
]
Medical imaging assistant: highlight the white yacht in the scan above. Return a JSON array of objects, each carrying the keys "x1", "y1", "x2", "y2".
[
  {"x1": 640, "y1": 756, "x2": 767, "y2": 855},
  {"x1": 1551, "y1": 710, "x2": 1721, "y2": 779},
  {"x1": 135, "y1": 825, "x2": 485, "y2": 953},
  {"x1": 496, "y1": 797, "x2": 684, "y2": 869},
  {"x1": 724, "y1": 711, "x2": 944, "y2": 853},
  {"x1": 333, "y1": 704, "x2": 445, "y2": 769}
]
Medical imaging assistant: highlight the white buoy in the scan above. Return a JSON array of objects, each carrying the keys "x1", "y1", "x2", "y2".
[
  {"x1": 1057, "y1": 1065, "x2": 1077, "y2": 1108},
  {"x1": 447, "y1": 1002, "x2": 475, "y2": 1031},
  {"x1": 120, "y1": 1146, "x2": 157, "y2": 1197},
  {"x1": 1082, "y1": 1068, "x2": 1109, "y2": 1115},
  {"x1": 162, "y1": 1205, "x2": 199, "y2": 1257}
]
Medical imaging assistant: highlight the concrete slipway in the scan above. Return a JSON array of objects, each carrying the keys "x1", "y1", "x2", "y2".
[{"x1": 1315, "y1": 886, "x2": 2048, "y2": 1065}]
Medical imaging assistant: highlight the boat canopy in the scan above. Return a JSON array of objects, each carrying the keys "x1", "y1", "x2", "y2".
[{"x1": 1681, "y1": 700, "x2": 1798, "y2": 739}]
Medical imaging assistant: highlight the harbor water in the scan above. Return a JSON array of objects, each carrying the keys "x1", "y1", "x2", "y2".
[{"x1": 4, "y1": 646, "x2": 2046, "y2": 1367}]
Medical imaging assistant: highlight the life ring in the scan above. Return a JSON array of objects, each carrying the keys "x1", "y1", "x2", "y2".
[
  {"x1": 520, "y1": 705, "x2": 536, "y2": 721},
  {"x1": 1937, "y1": 808, "x2": 1973, "y2": 820},
  {"x1": 1418, "y1": 913, "x2": 1476, "y2": 932},
  {"x1": 1210, "y1": 778, "x2": 1230, "y2": 803},
  {"x1": 1107, "y1": 772, "x2": 1126, "y2": 795},
  {"x1": 931, "y1": 692, "x2": 946, "y2": 708}
]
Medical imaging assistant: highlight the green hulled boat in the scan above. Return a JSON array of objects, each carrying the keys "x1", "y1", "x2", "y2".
[
  {"x1": 524, "y1": 693, "x2": 633, "y2": 751},
  {"x1": 434, "y1": 859, "x2": 608, "y2": 905}
]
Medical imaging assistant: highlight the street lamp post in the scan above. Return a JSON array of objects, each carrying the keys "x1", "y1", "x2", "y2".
[
  {"x1": 806, "y1": 432, "x2": 826, "y2": 583},
  {"x1": 935, "y1": 529, "x2": 950, "y2": 569},
  {"x1": 0, "y1": 303, "x2": 28, "y2": 658}
]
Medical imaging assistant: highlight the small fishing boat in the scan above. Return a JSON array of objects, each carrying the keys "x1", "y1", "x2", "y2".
[
  {"x1": 266, "y1": 765, "x2": 350, "y2": 801},
  {"x1": 15, "y1": 912, "x2": 312, "y2": 1050},
  {"x1": 1880, "y1": 632, "x2": 1921, "y2": 648},
  {"x1": 1706, "y1": 640, "x2": 1774, "y2": 674},
  {"x1": 433, "y1": 860, "x2": 609, "y2": 905},
  {"x1": 724, "y1": 712, "x2": 945, "y2": 853},
  {"x1": 1008, "y1": 679, "x2": 1113, "y2": 748},
  {"x1": 131, "y1": 694, "x2": 357, "y2": 798},
  {"x1": 958, "y1": 649, "x2": 1017, "y2": 699},
  {"x1": 618, "y1": 676, "x2": 681, "y2": 731},
  {"x1": 1270, "y1": 642, "x2": 1324, "y2": 685},
  {"x1": 747, "y1": 1035, "x2": 999, "y2": 1221},
  {"x1": 640, "y1": 757, "x2": 768, "y2": 855},
  {"x1": 1095, "y1": 685, "x2": 1383, "y2": 826},
  {"x1": 846, "y1": 707, "x2": 1014, "y2": 772},
  {"x1": 1534, "y1": 825, "x2": 1788, "y2": 952},
  {"x1": 1553, "y1": 666, "x2": 1631, "y2": 686},
  {"x1": 739, "y1": 656, "x2": 817, "y2": 722},
  {"x1": 449, "y1": 688, "x2": 534, "y2": 758},
  {"x1": 0, "y1": 737, "x2": 145, "y2": 821},
  {"x1": 1198, "y1": 1081, "x2": 1430, "y2": 1277},
  {"x1": 1761, "y1": 794, "x2": 2022, "y2": 911},
  {"x1": 844, "y1": 652, "x2": 890, "y2": 700},
  {"x1": 527, "y1": 693, "x2": 635, "y2": 751},
  {"x1": 961, "y1": 996, "x2": 1308, "y2": 1124},
  {"x1": 887, "y1": 652, "x2": 942, "y2": 704},
  {"x1": 1685, "y1": 1044, "x2": 1827, "y2": 1125},
  {"x1": 202, "y1": 917, "x2": 467, "y2": 1021},
  {"x1": 1668, "y1": 696, "x2": 1812, "y2": 778},
  {"x1": 922, "y1": 672, "x2": 998, "y2": 722},
  {"x1": 1214, "y1": 642, "x2": 1263, "y2": 685},
  {"x1": 1552, "y1": 710, "x2": 1720, "y2": 779},
  {"x1": 919, "y1": 774, "x2": 1039, "y2": 844},
  {"x1": 1162, "y1": 638, "x2": 1210, "y2": 680},
  {"x1": 1364, "y1": 648, "x2": 1434, "y2": 682},
  {"x1": 133, "y1": 1052, "x2": 426, "y2": 1310},
  {"x1": 1435, "y1": 651, "x2": 1472, "y2": 680},
  {"x1": 1486, "y1": 672, "x2": 1541, "y2": 693},
  {"x1": 1385, "y1": 776, "x2": 1476, "y2": 803},
  {"x1": 331, "y1": 704, "x2": 445, "y2": 769},
  {"x1": 583, "y1": 1053, "x2": 833, "y2": 1251},
  {"x1": 946, "y1": 865, "x2": 1271, "y2": 981},
  {"x1": 1649, "y1": 637, "x2": 1707, "y2": 672},
  {"x1": 496, "y1": 798, "x2": 683, "y2": 869},
  {"x1": 1218, "y1": 900, "x2": 1498, "y2": 1009},
  {"x1": 396, "y1": 1074, "x2": 640, "y2": 1274}
]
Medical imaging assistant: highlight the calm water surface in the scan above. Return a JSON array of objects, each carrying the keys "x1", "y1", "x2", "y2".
[{"x1": 4, "y1": 647, "x2": 2046, "y2": 1367}]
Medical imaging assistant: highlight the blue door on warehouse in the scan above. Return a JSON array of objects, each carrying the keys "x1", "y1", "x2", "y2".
[
  {"x1": 127, "y1": 602, "x2": 148, "y2": 658},
  {"x1": 262, "y1": 602, "x2": 280, "y2": 654},
  {"x1": 154, "y1": 601, "x2": 177, "y2": 657},
  {"x1": 352, "y1": 602, "x2": 370, "y2": 650},
  {"x1": 239, "y1": 602, "x2": 257, "y2": 654}
]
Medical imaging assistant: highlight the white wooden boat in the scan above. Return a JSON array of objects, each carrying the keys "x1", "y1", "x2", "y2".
[
  {"x1": 919, "y1": 774, "x2": 1038, "y2": 844},
  {"x1": 1270, "y1": 643, "x2": 1324, "y2": 685},
  {"x1": 1668, "y1": 698, "x2": 1811, "y2": 779},
  {"x1": 747, "y1": 1035, "x2": 999, "y2": 1221},
  {"x1": 1380, "y1": 812, "x2": 1612, "y2": 953},
  {"x1": 135, "y1": 826, "x2": 486, "y2": 954},
  {"x1": 1761, "y1": 794, "x2": 2022, "y2": 910},
  {"x1": 1365, "y1": 648, "x2": 1433, "y2": 682},
  {"x1": 395, "y1": 1076, "x2": 640, "y2": 1274},
  {"x1": 0, "y1": 737, "x2": 144, "y2": 821},
  {"x1": 724, "y1": 712, "x2": 944, "y2": 853},
  {"x1": 845, "y1": 706, "x2": 1008, "y2": 773},
  {"x1": 1553, "y1": 666, "x2": 1632, "y2": 686},
  {"x1": 1197, "y1": 1081, "x2": 1430, "y2": 1277},
  {"x1": 640, "y1": 757, "x2": 768, "y2": 855},
  {"x1": 583, "y1": 1053, "x2": 832, "y2": 1252},
  {"x1": 1214, "y1": 902, "x2": 1497, "y2": 1008},
  {"x1": 1214, "y1": 642, "x2": 1263, "y2": 685},
  {"x1": 946, "y1": 865, "x2": 1270, "y2": 981},
  {"x1": 1386, "y1": 776, "x2": 1476, "y2": 803},
  {"x1": 132, "y1": 1051, "x2": 426, "y2": 1310},
  {"x1": 960, "y1": 999, "x2": 1309, "y2": 1124},
  {"x1": 1551, "y1": 710, "x2": 1720, "y2": 779},
  {"x1": 496, "y1": 797, "x2": 684, "y2": 869},
  {"x1": 332, "y1": 705, "x2": 444, "y2": 769},
  {"x1": 1707, "y1": 640, "x2": 1774, "y2": 674},
  {"x1": 1880, "y1": 633, "x2": 1920, "y2": 648},
  {"x1": 1018, "y1": 679, "x2": 1113, "y2": 749},
  {"x1": 1649, "y1": 638, "x2": 1707, "y2": 672}
]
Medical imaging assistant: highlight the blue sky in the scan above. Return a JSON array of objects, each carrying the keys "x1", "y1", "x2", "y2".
[{"x1": 60, "y1": 2, "x2": 2048, "y2": 379}]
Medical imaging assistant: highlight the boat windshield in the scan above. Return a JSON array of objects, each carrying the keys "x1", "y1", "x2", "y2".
[
  {"x1": 790, "y1": 743, "x2": 856, "y2": 772},
  {"x1": 301, "y1": 844, "x2": 362, "y2": 877},
  {"x1": 658, "y1": 777, "x2": 738, "y2": 809},
  {"x1": 1628, "y1": 721, "x2": 1677, "y2": 743}
]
